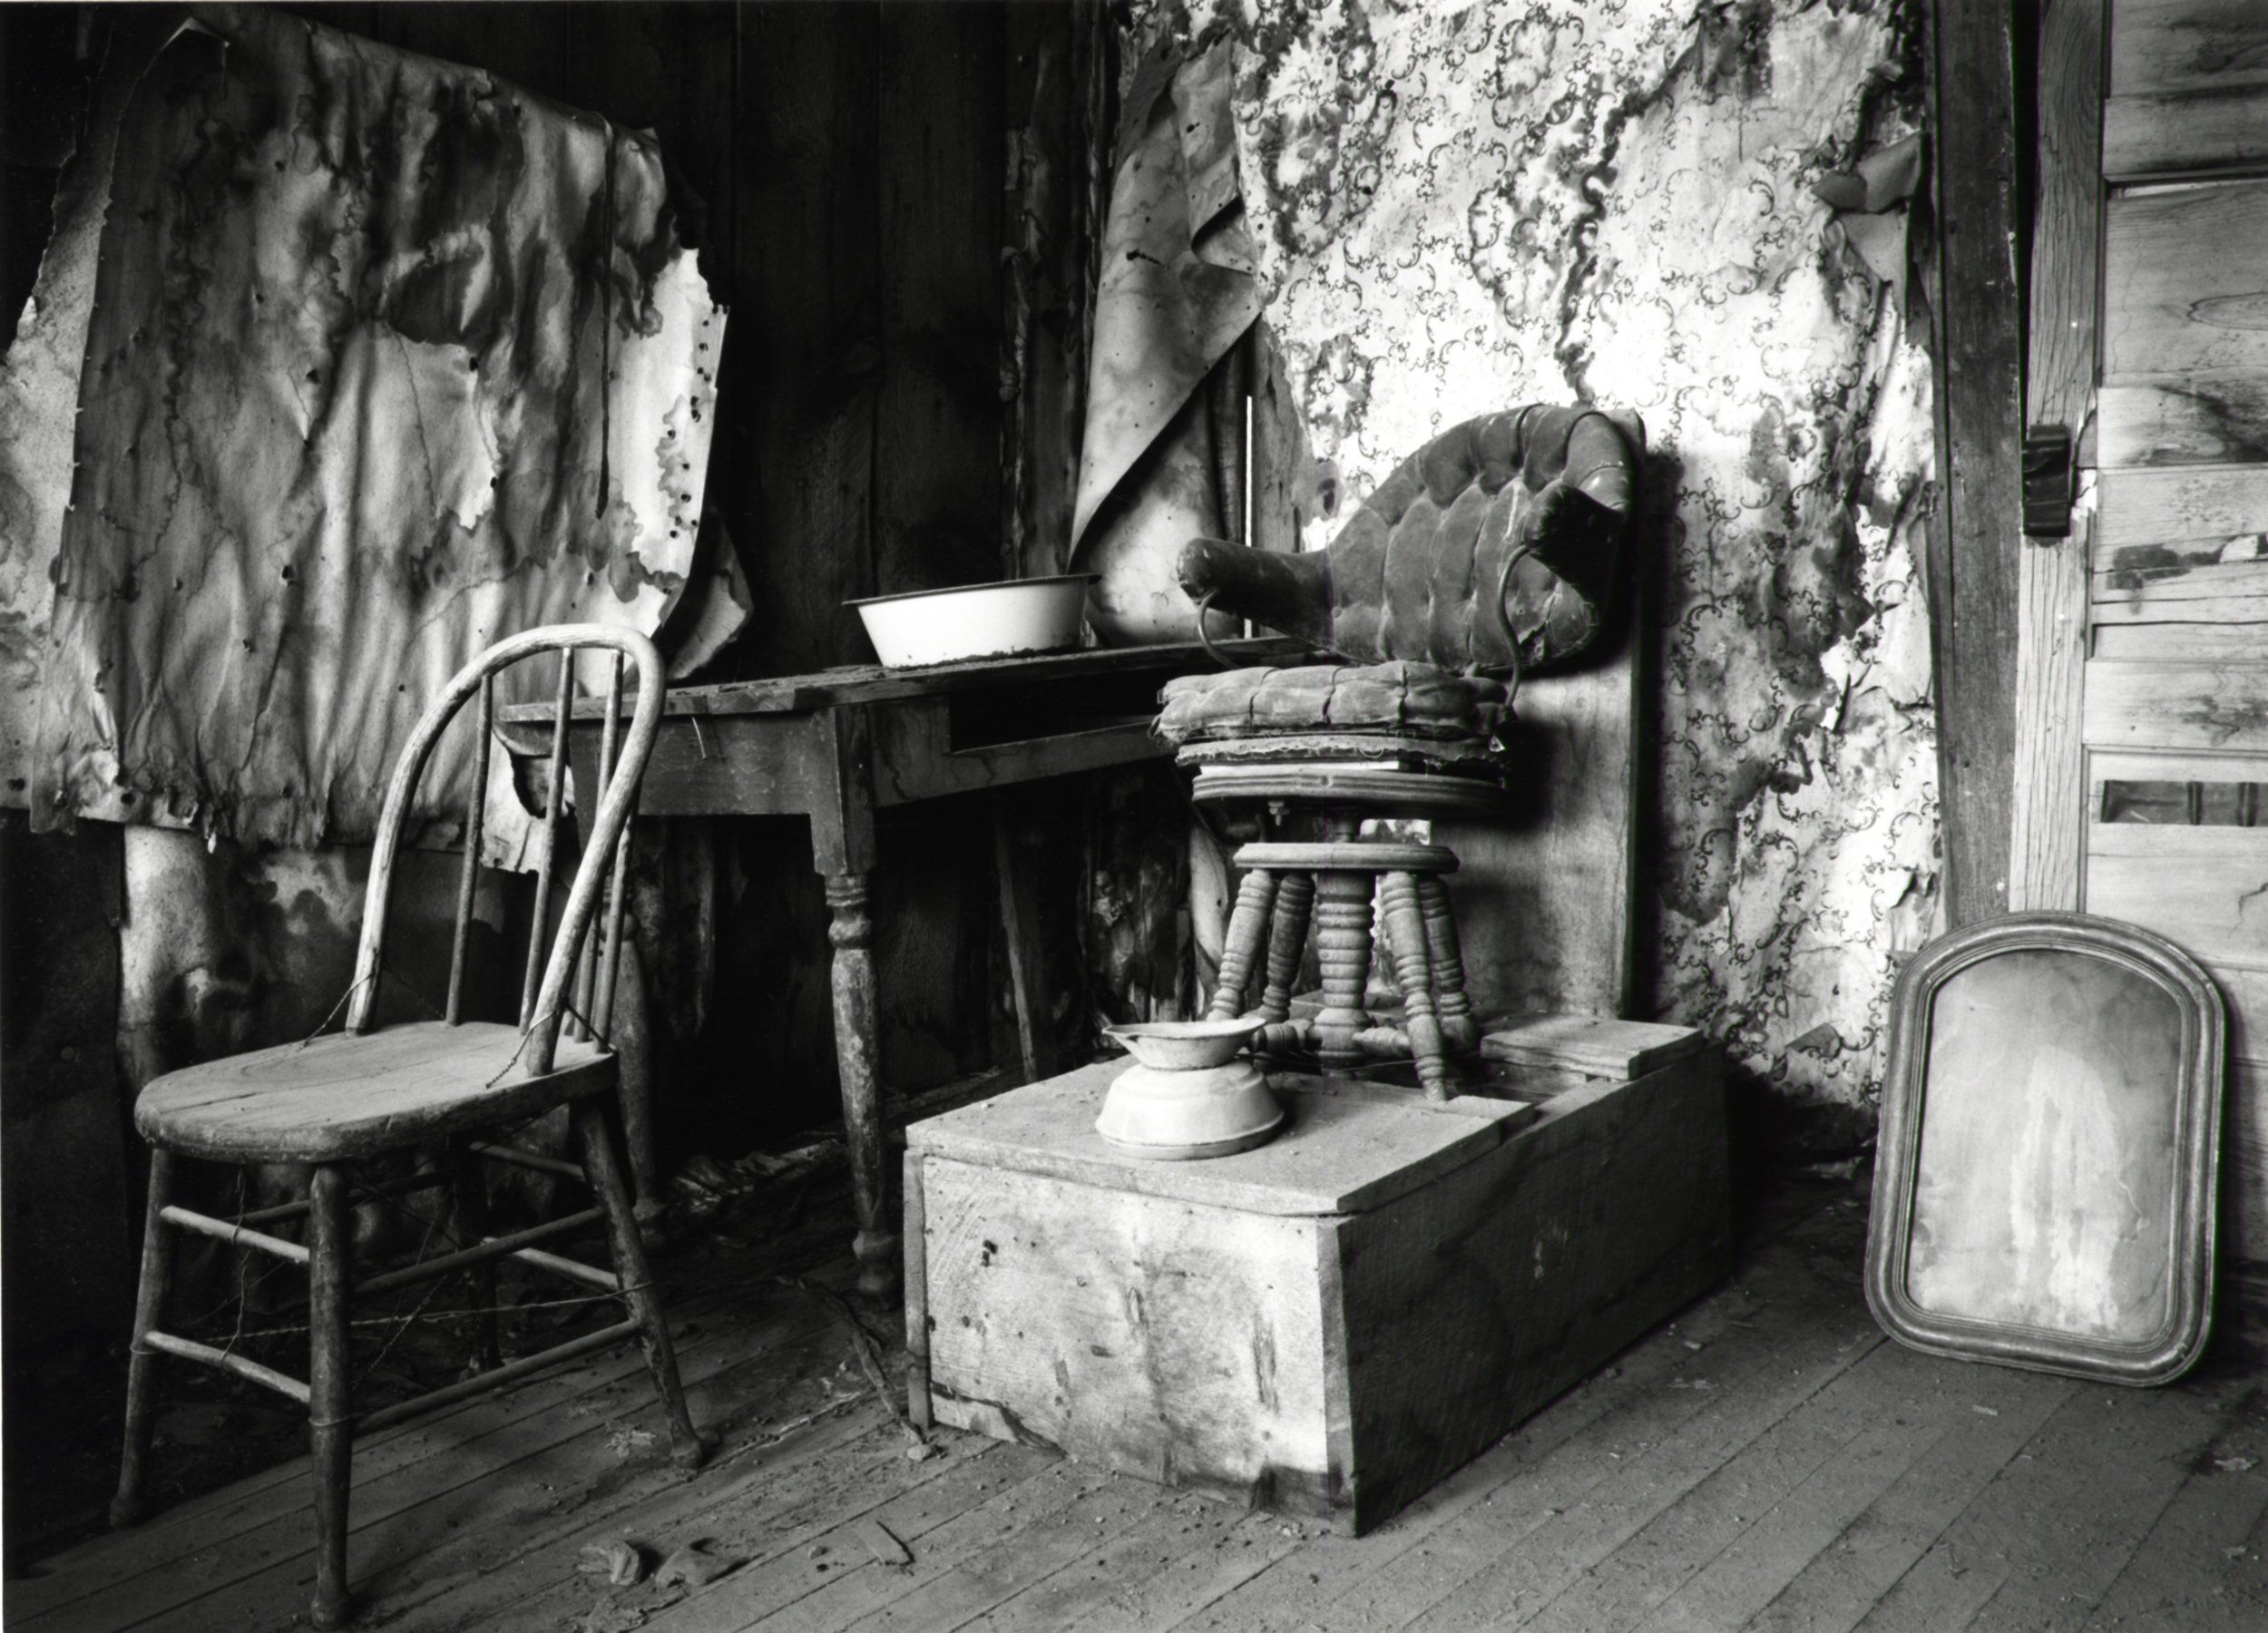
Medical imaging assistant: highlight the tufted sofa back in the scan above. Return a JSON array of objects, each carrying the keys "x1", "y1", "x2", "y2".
[{"x1": 1176, "y1": 405, "x2": 1643, "y2": 674}]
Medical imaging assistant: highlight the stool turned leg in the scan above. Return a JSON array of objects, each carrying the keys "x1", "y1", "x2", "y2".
[
  {"x1": 1207, "y1": 869, "x2": 1279, "y2": 1020},
  {"x1": 575, "y1": 1097, "x2": 704, "y2": 1471},
  {"x1": 112, "y1": 1149, "x2": 179, "y2": 1530},
  {"x1": 1311, "y1": 871, "x2": 1376, "y2": 1072},
  {"x1": 1415, "y1": 875, "x2": 1478, "y2": 1052},
  {"x1": 451, "y1": 1142, "x2": 501, "y2": 1373},
  {"x1": 1259, "y1": 873, "x2": 1315, "y2": 1022},
  {"x1": 1381, "y1": 873, "x2": 1452, "y2": 1099},
  {"x1": 308, "y1": 1164, "x2": 354, "y2": 1631}
]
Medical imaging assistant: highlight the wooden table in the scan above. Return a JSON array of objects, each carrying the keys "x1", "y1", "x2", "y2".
[{"x1": 533, "y1": 639, "x2": 1302, "y2": 1297}]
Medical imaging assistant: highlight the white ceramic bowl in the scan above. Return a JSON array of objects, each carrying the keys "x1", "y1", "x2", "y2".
[
  {"x1": 1095, "y1": 1059, "x2": 1285, "y2": 1160},
  {"x1": 1104, "y1": 1017, "x2": 1266, "y2": 1071},
  {"x1": 847, "y1": 575, "x2": 1094, "y2": 669}
]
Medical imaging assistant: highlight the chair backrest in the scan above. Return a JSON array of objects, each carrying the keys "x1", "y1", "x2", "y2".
[{"x1": 347, "y1": 624, "x2": 666, "y2": 1076}]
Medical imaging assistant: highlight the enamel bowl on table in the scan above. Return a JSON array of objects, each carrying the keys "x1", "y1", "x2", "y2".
[
  {"x1": 847, "y1": 574, "x2": 1095, "y2": 668},
  {"x1": 1094, "y1": 1017, "x2": 1283, "y2": 1160}
]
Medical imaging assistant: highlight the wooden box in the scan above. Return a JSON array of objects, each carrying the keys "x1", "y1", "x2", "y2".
[{"x1": 904, "y1": 1016, "x2": 1729, "y2": 1532}]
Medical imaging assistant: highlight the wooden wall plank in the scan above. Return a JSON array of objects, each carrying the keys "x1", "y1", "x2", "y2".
[
  {"x1": 2226, "y1": 1060, "x2": 2268, "y2": 1268},
  {"x1": 1931, "y1": 0, "x2": 2027, "y2": 926},
  {"x1": 2098, "y1": 376, "x2": 2268, "y2": 467},
  {"x1": 874, "y1": 0, "x2": 1006, "y2": 603},
  {"x1": 2105, "y1": 181, "x2": 2268, "y2": 378},
  {"x1": 2098, "y1": 464, "x2": 2268, "y2": 546},
  {"x1": 2083, "y1": 660, "x2": 2268, "y2": 752},
  {"x1": 2108, "y1": 0, "x2": 2268, "y2": 96},
  {"x1": 2083, "y1": 822, "x2": 2268, "y2": 966},
  {"x1": 1001, "y1": 0, "x2": 1105, "y2": 582},
  {"x1": 2105, "y1": 83, "x2": 2268, "y2": 180},
  {"x1": 2010, "y1": 0, "x2": 2107, "y2": 914},
  {"x1": 737, "y1": 2, "x2": 881, "y2": 678},
  {"x1": 2097, "y1": 622, "x2": 2268, "y2": 660},
  {"x1": 2009, "y1": 534, "x2": 2093, "y2": 911}
]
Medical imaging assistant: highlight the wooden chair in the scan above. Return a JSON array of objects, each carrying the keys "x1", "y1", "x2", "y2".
[{"x1": 108, "y1": 624, "x2": 701, "y2": 1628}]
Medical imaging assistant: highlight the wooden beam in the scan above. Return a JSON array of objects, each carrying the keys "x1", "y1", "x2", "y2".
[
  {"x1": 1931, "y1": 0, "x2": 2028, "y2": 926},
  {"x1": 2009, "y1": 0, "x2": 2107, "y2": 914}
]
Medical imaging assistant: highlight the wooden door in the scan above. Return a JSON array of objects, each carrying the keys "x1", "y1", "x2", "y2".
[{"x1": 2011, "y1": 0, "x2": 2268, "y2": 1344}]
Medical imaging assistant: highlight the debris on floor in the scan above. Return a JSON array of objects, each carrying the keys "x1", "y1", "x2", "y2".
[
  {"x1": 654, "y1": 1538, "x2": 736, "y2": 1590},
  {"x1": 578, "y1": 1540, "x2": 647, "y2": 1586},
  {"x1": 857, "y1": 1516, "x2": 912, "y2": 1569}
]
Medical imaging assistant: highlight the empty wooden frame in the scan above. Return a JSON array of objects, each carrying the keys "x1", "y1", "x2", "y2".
[{"x1": 1866, "y1": 912, "x2": 2225, "y2": 1384}]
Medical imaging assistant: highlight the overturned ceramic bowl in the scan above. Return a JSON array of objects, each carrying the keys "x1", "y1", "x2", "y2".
[
  {"x1": 848, "y1": 574, "x2": 1094, "y2": 668},
  {"x1": 1096, "y1": 1017, "x2": 1282, "y2": 1160},
  {"x1": 1102, "y1": 1016, "x2": 1266, "y2": 1071}
]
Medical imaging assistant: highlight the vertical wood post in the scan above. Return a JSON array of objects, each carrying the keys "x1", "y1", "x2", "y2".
[{"x1": 1929, "y1": 0, "x2": 2027, "y2": 926}]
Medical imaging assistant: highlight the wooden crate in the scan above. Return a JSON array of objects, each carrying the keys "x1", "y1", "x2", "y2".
[{"x1": 904, "y1": 1017, "x2": 1729, "y2": 1532}]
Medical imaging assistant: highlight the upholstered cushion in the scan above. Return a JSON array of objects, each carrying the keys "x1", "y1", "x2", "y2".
[{"x1": 1156, "y1": 661, "x2": 1510, "y2": 748}]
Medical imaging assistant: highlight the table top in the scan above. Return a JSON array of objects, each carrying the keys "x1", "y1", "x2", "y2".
[
  {"x1": 907, "y1": 1057, "x2": 1538, "y2": 1217},
  {"x1": 503, "y1": 638, "x2": 1313, "y2": 723}
]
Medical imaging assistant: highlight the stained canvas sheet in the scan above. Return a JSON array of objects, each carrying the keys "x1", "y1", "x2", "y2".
[{"x1": 3, "y1": 13, "x2": 724, "y2": 851}]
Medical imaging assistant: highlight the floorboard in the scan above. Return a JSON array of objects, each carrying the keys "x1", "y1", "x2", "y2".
[{"x1": 14, "y1": 1177, "x2": 2261, "y2": 1633}]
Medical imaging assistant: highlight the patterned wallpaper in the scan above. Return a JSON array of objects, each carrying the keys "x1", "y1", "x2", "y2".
[{"x1": 1139, "y1": 0, "x2": 1941, "y2": 1120}]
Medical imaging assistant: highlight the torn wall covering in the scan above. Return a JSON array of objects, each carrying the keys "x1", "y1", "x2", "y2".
[
  {"x1": 0, "y1": 10, "x2": 723, "y2": 853},
  {"x1": 1139, "y1": 0, "x2": 1941, "y2": 1115}
]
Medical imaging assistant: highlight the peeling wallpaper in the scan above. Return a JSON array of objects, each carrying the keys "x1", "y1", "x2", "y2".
[
  {"x1": 1, "y1": 11, "x2": 722, "y2": 851},
  {"x1": 1143, "y1": 0, "x2": 1941, "y2": 1113}
]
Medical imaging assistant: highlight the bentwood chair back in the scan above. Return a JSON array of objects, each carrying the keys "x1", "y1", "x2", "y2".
[{"x1": 111, "y1": 624, "x2": 701, "y2": 1628}]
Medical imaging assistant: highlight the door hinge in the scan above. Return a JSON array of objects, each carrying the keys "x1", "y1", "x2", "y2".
[{"x1": 2022, "y1": 424, "x2": 2074, "y2": 541}]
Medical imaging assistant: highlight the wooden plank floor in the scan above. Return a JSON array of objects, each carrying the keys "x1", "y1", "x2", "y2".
[{"x1": 13, "y1": 1179, "x2": 2267, "y2": 1632}]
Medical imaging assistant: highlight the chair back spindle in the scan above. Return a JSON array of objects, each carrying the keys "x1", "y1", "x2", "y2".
[
  {"x1": 569, "y1": 652, "x2": 629, "y2": 1042},
  {"x1": 444, "y1": 675, "x2": 495, "y2": 1025},
  {"x1": 347, "y1": 626, "x2": 665, "y2": 1078},
  {"x1": 520, "y1": 652, "x2": 577, "y2": 1029}
]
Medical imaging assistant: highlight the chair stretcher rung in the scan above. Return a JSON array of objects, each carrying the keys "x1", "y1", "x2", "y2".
[
  {"x1": 512, "y1": 1245, "x2": 620, "y2": 1292},
  {"x1": 142, "y1": 1331, "x2": 312, "y2": 1404},
  {"x1": 356, "y1": 1319, "x2": 641, "y2": 1433},
  {"x1": 237, "y1": 1168, "x2": 449, "y2": 1227},
  {"x1": 469, "y1": 1140, "x2": 588, "y2": 1182},
  {"x1": 161, "y1": 1206, "x2": 312, "y2": 1265},
  {"x1": 354, "y1": 1208, "x2": 603, "y2": 1298}
]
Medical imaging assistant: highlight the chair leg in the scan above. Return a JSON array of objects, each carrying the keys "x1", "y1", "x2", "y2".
[
  {"x1": 1207, "y1": 869, "x2": 1279, "y2": 1020},
  {"x1": 451, "y1": 1142, "x2": 502, "y2": 1373},
  {"x1": 308, "y1": 1163, "x2": 355, "y2": 1630},
  {"x1": 574, "y1": 1097, "x2": 703, "y2": 1470},
  {"x1": 1415, "y1": 875, "x2": 1478, "y2": 1052},
  {"x1": 1381, "y1": 872, "x2": 1453, "y2": 1099},
  {"x1": 112, "y1": 1150, "x2": 179, "y2": 1530},
  {"x1": 1311, "y1": 870, "x2": 1376, "y2": 1072},
  {"x1": 1258, "y1": 873, "x2": 1315, "y2": 1024}
]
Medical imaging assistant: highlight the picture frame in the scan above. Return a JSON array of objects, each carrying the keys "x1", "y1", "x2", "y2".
[{"x1": 1864, "y1": 911, "x2": 2225, "y2": 1385}]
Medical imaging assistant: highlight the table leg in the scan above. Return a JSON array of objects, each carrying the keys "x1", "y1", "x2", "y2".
[{"x1": 826, "y1": 871, "x2": 895, "y2": 1300}]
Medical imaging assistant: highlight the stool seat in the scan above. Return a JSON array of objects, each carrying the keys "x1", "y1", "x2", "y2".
[
  {"x1": 135, "y1": 1022, "x2": 614, "y2": 1165},
  {"x1": 1235, "y1": 839, "x2": 1458, "y2": 874},
  {"x1": 1189, "y1": 763, "x2": 1508, "y2": 817}
]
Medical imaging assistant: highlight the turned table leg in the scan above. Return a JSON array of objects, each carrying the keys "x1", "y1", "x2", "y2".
[{"x1": 825, "y1": 872, "x2": 895, "y2": 1301}]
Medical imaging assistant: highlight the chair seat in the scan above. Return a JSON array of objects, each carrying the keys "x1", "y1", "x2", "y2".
[{"x1": 134, "y1": 1022, "x2": 615, "y2": 1164}]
